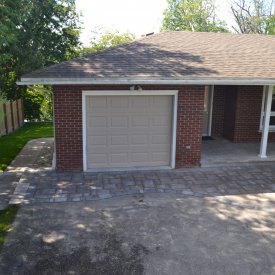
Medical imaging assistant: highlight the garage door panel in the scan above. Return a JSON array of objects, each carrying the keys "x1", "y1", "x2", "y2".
[
  {"x1": 88, "y1": 146, "x2": 129, "y2": 154},
  {"x1": 131, "y1": 135, "x2": 149, "y2": 145},
  {"x1": 152, "y1": 96, "x2": 171, "y2": 107},
  {"x1": 88, "y1": 153, "x2": 108, "y2": 164},
  {"x1": 110, "y1": 153, "x2": 128, "y2": 163},
  {"x1": 142, "y1": 148, "x2": 170, "y2": 154},
  {"x1": 152, "y1": 116, "x2": 171, "y2": 126},
  {"x1": 88, "y1": 136, "x2": 107, "y2": 145},
  {"x1": 131, "y1": 152, "x2": 150, "y2": 162},
  {"x1": 88, "y1": 130, "x2": 144, "y2": 136},
  {"x1": 131, "y1": 96, "x2": 150, "y2": 108},
  {"x1": 152, "y1": 135, "x2": 170, "y2": 145},
  {"x1": 131, "y1": 116, "x2": 150, "y2": 127},
  {"x1": 86, "y1": 95, "x2": 173, "y2": 169},
  {"x1": 87, "y1": 144, "x2": 171, "y2": 153},
  {"x1": 87, "y1": 96, "x2": 107, "y2": 110},
  {"x1": 152, "y1": 152, "x2": 169, "y2": 162},
  {"x1": 111, "y1": 135, "x2": 128, "y2": 145},
  {"x1": 111, "y1": 117, "x2": 129, "y2": 127},
  {"x1": 110, "y1": 96, "x2": 129, "y2": 108},
  {"x1": 88, "y1": 116, "x2": 107, "y2": 127}
]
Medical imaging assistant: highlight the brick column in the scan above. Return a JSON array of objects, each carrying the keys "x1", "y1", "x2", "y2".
[
  {"x1": 53, "y1": 86, "x2": 83, "y2": 172},
  {"x1": 176, "y1": 86, "x2": 205, "y2": 168}
]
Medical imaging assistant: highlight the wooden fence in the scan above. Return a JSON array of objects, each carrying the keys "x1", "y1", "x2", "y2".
[{"x1": 0, "y1": 98, "x2": 24, "y2": 136}]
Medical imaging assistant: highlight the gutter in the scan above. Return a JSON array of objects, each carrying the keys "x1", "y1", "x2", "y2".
[{"x1": 17, "y1": 77, "x2": 275, "y2": 86}]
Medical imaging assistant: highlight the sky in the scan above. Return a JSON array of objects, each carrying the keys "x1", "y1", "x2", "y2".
[{"x1": 75, "y1": 0, "x2": 235, "y2": 46}]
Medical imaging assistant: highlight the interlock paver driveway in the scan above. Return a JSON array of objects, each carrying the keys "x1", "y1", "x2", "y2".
[{"x1": 11, "y1": 163, "x2": 275, "y2": 208}]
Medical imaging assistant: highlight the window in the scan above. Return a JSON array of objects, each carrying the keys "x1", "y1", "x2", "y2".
[{"x1": 260, "y1": 87, "x2": 275, "y2": 130}]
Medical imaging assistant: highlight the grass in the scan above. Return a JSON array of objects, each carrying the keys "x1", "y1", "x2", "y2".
[
  {"x1": 0, "y1": 205, "x2": 18, "y2": 250},
  {"x1": 0, "y1": 122, "x2": 53, "y2": 172}
]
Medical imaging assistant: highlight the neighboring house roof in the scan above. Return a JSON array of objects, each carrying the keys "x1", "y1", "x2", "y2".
[{"x1": 18, "y1": 31, "x2": 275, "y2": 85}]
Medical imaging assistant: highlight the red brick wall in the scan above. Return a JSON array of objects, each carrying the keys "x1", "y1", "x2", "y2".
[
  {"x1": 223, "y1": 86, "x2": 238, "y2": 142},
  {"x1": 53, "y1": 85, "x2": 205, "y2": 171},
  {"x1": 175, "y1": 86, "x2": 205, "y2": 167},
  {"x1": 211, "y1": 85, "x2": 275, "y2": 143},
  {"x1": 233, "y1": 86, "x2": 275, "y2": 143}
]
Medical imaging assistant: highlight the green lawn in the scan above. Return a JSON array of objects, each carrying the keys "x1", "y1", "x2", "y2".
[
  {"x1": 0, "y1": 205, "x2": 18, "y2": 250},
  {"x1": 0, "y1": 122, "x2": 53, "y2": 172}
]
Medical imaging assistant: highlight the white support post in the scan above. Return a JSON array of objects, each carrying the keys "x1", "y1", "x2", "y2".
[{"x1": 259, "y1": 85, "x2": 273, "y2": 158}]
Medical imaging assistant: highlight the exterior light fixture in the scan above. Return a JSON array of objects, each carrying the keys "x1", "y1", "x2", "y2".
[{"x1": 129, "y1": 85, "x2": 143, "y2": 91}]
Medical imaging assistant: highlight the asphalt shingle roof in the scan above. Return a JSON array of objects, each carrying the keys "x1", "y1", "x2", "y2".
[{"x1": 20, "y1": 31, "x2": 275, "y2": 83}]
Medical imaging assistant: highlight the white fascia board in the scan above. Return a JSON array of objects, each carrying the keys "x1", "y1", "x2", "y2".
[{"x1": 17, "y1": 77, "x2": 275, "y2": 86}]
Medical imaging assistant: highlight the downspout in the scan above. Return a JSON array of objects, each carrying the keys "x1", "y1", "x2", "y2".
[{"x1": 27, "y1": 85, "x2": 56, "y2": 169}]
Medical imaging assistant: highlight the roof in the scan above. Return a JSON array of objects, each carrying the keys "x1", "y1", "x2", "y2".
[{"x1": 18, "y1": 31, "x2": 275, "y2": 85}]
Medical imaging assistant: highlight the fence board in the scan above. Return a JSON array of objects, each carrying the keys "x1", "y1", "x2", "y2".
[
  {"x1": 18, "y1": 99, "x2": 23, "y2": 127},
  {"x1": 12, "y1": 100, "x2": 18, "y2": 130},
  {"x1": 0, "y1": 104, "x2": 5, "y2": 135},
  {"x1": 5, "y1": 103, "x2": 12, "y2": 134},
  {"x1": 0, "y1": 99, "x2": 24, "y2": 136}
]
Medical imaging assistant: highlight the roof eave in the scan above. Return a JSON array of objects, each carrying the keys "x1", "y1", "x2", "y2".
[{"x1": 16, "y1": 77, "x2": 275, "y2": 86}]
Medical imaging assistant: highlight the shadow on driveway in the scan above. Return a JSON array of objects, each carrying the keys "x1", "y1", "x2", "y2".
[{"x1": 0, "y1": 193, "x2": 274, "y2": 274}]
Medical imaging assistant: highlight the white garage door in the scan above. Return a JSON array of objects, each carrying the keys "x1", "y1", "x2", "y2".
[{"x1": 85, "y1": 95, "x2": 173, "y2": 170}]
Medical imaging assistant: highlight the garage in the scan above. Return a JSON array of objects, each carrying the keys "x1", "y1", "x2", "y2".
[{"x1": 82, "y1": 91, "x2": 178, "y2": 171}]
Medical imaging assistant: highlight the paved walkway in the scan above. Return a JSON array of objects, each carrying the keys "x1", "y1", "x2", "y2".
[
  {"x1": 0, "y1": 138, "x2": 53, "y2": 210},
  {"x1": 0, "y1": 173, "x2": 21, "y2": 210}
]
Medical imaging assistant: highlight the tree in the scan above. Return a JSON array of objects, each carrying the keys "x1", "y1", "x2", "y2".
[
  {"x1": 162, "y1": 0, "x2": 229, "y2": 32},
  {"x1": 23, "y1": 90, "x2": 45, "y2": 122},
  {"x1": 15, "y1": 0, "x2": 81, "y2": 77},
  {"x1": 23, "y1": 87, "x2": 53, "y2": 121},
  {"x1": 231, "y1": 0, "x2": 275, "y2": 34},
  {"x1": 81, "y1": 30, "x2": 135, "y2": 55},
  {"x1": 0, "y1": 0, "x2": 24, "y2": 99},
  {"x1": 266, "y1": 13, "x2": 275, "y2": 34},
  {"x1": 0, "y1": 0, "x2": 81, "y2": 121},
  {"x1": 0, "y1": 0, "x2": 22, "y2": 67}
]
